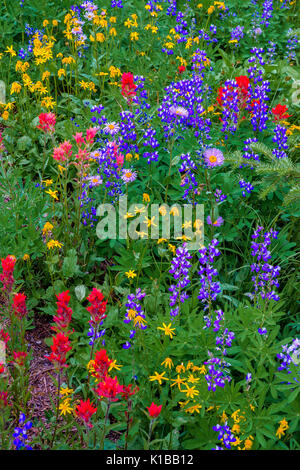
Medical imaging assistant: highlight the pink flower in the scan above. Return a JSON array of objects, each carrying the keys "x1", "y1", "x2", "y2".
[
  {"x1": 53, "y1": 140, "x2": 73, "y2": 162},
  {"x1": 37, "y1": 112, "x2": 56, "y2": 134},
  {"x1": 116, "y1": 153, "x2": 124, "y2": 168},
  {"x1": 73, "y1": 132, "x2": 85, "y2": 147},
  {"x1": 86, "y1": 127, "x2": 99, "y2": 145}
]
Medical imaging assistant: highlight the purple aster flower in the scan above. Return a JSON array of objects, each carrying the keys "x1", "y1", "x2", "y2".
[
  {"x1": 121, "y1": 168, "x2": 137, "y2": 183},
  {"x1": 103, "y1": 121, "x2": 120, "y2": 135},
  {"x1": 207, "y1": 216, "x2": 224, "y2": 227},
  {"x1": 204, "y1": 148, "x2": 224, "y2": 167},
  {"x1": 169, "y1": 105, "x2": 189, "y2": 118}
]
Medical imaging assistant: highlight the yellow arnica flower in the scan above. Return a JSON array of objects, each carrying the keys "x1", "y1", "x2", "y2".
[
  {"x1": 1, "y1": 111, "x2": 9, "y2": 120},
  {"x1": 161, "y1": 357, "x2": 174, "y2": 369},
  {"x1": 157, "y1": 323, "x2": 176, "y2": 339},
  {"x1": 23, "y1": 254, "x2": 30, "y2": 262},
  {"x1": 108, "y1": 359, "x2": 123, "y2": 372},
  {"x1": 42, "y1": 221, "x2": 53, "y2": 234},
  {"x1": 5, "y1": 46, "x2": 16, "y2": 56},
  {"x1": 149, "y1": 371, "x2": 169, "y2": 385},
  {"x1": 125, "y1": 270, "x2": 137, "y2": 279},
  {"x1": 10, "y1": 82, "x2": 22, "y2": 95},
  {"x1": 143, "y1": 193, "x2": 150, "y2": 203},
  {"x1": 185, "y1": 404, "x2": 202, "y2": 414},
  {"x1": 60, "y1": 386, "x2": 74, "y2": 396},
  {"x1": 47, "y1": 240, "x2": 63, "y2": 250},
  {"x1": 170, "y1": 374, "x2": 186, "y2": 390},
  {"x1": 42, "y1": 179, "x2": 53, "y2": 187},
  {"x1": 182, "y1": 384, "x2": 199, "y2": 399},
  {"x1": 45, "y1": 189, "x2": 58, "y2": 200},
  {"x1": 59, "y1": 398, "x2": 73, "y2": 416}
]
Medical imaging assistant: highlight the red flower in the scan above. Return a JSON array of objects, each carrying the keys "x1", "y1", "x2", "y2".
[
  {"x1": 12, "y1": 293, "x2": 27, "y2": 319},
  {"x1": 178, "y1": 65, "x2": 186, "y2": 74},
  {"x1": 86, "y1": 288, "x2": 107, "y2": 324},
  {"x1": 75, "y1": 399, "x2": 97, "y2": 428},
  {"x1": 45, "y1": 332, "x2": 72, "y2": 370},
  {"x1": 271, "y1": 104, "x2": 292, "y2": 121},
  {"x1": 0, "y1": 391, "x2": 10, "y2": 409},
  {"x1": 0, "y1": 363, "x2": 6, "y2": 375},
  {"x1": 95, "y1": 375, "x2": 123, "y2": 402},
  {"x1": 37, "y1": 112, "x2": 56, "y2": 134},
  {"x1": 0, "y1": 255, "x2": 16, "y2": 293},
  {"x1": 121, "y1": 73, "x2": 137, "y2": 101},
  {"x1": 93, "y1": 349, "x2": 112, "y2": 380},
  {"x1": 12, "y1": 351, "x2": 28, "y2": 367},
  {"x1": 147, "y1": 402, "x2": 162, "y2": 418},
  {"x1": 0, "y1": 329, "x2": 10, "y2": 345},
  {"x1": 120, "y1": 384, "x2": 139, "y2": 401},
  {"x1": 52, "y1": 290, "x2": 73, "y2": 334}
]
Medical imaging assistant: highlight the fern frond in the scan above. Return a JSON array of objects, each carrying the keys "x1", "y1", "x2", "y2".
[{"x1": 283, "y1": 184, "x2": 300, "y2": 206}]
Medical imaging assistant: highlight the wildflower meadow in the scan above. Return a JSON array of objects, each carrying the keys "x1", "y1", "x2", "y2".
[{"x1": 0, "y1": 0, "x2": 299, "y2": 453}]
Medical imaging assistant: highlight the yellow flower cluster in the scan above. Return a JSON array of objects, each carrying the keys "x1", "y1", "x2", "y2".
[
  {"x1": 276, "y1": 418, "x2": 289, "y2": 439},
  {"x1": 124, "y1": 14, "x2": 138, "y2": 28},
  {"x1": 79, "y1": 80, "x2": 97, "y2": 92},
  {"x1": 32, "y1": 34, "x2": 55, "y2": 65}
]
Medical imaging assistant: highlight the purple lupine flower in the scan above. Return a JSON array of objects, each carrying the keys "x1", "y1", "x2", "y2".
[
  {"x1": 272, "y1": 124, "x2": 288, "y2": 159},
  {"x1": 249, "y1": 81, "x2": 270, "y2": 132},
  {"x1": 277, "y1": 338, "x2": 300, "y2": 373},
  {"x1": 179, "y1": 153, "x2": 198, "y2": 202},
  {"x1": 248, "y1": 48, "x2": 265, "y2": 84},
  {"x1": 230, "y1": 25, "x2": 244, "y2": 45},
  {"x1": 13, "y1": 413, "x2": 33, "y2": 450},
  {"x1": 198, "y1": 239, "x2": 221, "y2": 308},
  {"x1": 241, "y1": 137, "x2": 259, "y2": 169},
  {"x1": 212, "y1": 423, "x2": 237, "y2": 450},
  {"x1": 169, "y1": 243, "x2": 192, "y2": 317},
  {"x1": 204, "y1": 356, "x2": 232, "y2": 391},
  {"x1": 214, "y1": 189, "x2": 227, "y2": 203},
  {"x1": 239, "y1": 179, "x2": 254, "y2": 197},
  {"x1": 250, "y1": 226, "x2": 280, "y2": 302},
  {"x1": 284, "y1": 29, "x2": 298, "y2": 62},
  {"x1": 260, "y1": 0, "x2": 273, "y2": 28},
  {"x1": 258, "y1": 327, "x2": 268, "y2": 335},
  {"x1": 219, "y1": 80, "x2": 240, "y2": 136},
  {"x1": 123, "y1": 289, "x2": 147, "y2": 349}
]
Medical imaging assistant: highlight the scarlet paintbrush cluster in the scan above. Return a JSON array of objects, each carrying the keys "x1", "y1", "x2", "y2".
[
  {"x1": 0, "y1": 255, "x2": 16, "y2": 294},
  {"x1": 121, "y1": 72, "x2": 137, "y2": 102},
  {"x1": 45, "y1": 331, "x2": 72, "y2": 370},
  {"x1": 37, "y1": 112, "x2": 56, "y2": 134},
  {"x1": 52, "y1": 290, "x2": 73, "y2": 334},
  {"x1": 75, "y1": 399, "x2": 97, "y2": 428},
  {"x1": 45, "y1": 290, "x2": 73, "y2": 370},
  {"x1": 86, "y1": 288, "x2": 108, "y2": 325},
  {"x1": 12, "y1": 293, "x2": 27, "y2": 320}
]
